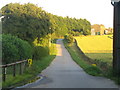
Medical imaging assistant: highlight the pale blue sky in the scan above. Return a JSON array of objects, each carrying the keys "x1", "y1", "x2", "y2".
[{"x1": 0, "y1": 0, "x2": 114, "y2": 28}]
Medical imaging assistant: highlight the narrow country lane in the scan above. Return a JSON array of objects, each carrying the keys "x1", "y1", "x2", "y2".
[{"x1": 18, "y1": 39, "x2": 119, "y2": 88}]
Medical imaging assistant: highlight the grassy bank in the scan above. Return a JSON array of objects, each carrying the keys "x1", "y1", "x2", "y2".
[
  {"x1": 63, "y1": 40, "x2": 102, "y2": 76},
  {"x1": 74, "y1": 35, "x2": 113, "y2": 69},
  {"x1": 2, "y1": 42, "x2": 57, "y2": 88},
  {"x1": 85, "y1": 53, "x2": 112, "y2": 65},
  {"x1": 63, "y1": 40, "x2": 120, "y2": 84}
]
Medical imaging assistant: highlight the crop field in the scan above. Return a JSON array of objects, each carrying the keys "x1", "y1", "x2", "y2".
[
  {"x1": 74, "y1": 35, "x2": 113, "y2": 64},
  {"x1": 74, "y1": 35, "x2": 113, "y2": 53}
]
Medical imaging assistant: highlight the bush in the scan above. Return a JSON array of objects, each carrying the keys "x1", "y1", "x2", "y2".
[
  {"x1": 64, "y1": 34, "x2": 74, "y2": 43},
  {"x1": 33, "y1": 46, "x2": 49, "y2": 60},
  {"x1": 85, "y1": 65, "x2": 102, "y2": 76},
  {"x1": 2, "y1": 34, "x2": 33, "y2": 64},
  {"x1": 64, "y1": 35, "x2": 68, "y2": 40}
]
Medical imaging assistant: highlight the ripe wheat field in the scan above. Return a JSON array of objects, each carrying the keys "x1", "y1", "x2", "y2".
[{"x1": 74, "y1": 35, "x2": 113, "y2": 63}]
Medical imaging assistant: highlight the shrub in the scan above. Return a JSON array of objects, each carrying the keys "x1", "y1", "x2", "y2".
[
  {"x1": 64, "y1": 35, "x2": 68, "y2": 40},
  {"x1": 64, "y1": 34, "x2": 74, "y2": 43},
  {"x1": 85, "y1": 65, "x2": 102, "y2": 76},
  {"x1": 2, "y1": 34, "x2": 32, "y2": 64},
  {"x1": 33, "y1": 46, "x2": 49, "y2": 60}
]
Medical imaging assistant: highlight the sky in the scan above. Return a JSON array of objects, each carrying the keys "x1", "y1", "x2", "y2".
[{"x1": 0, "y1": 0, "x2": 114, "y2": 28}]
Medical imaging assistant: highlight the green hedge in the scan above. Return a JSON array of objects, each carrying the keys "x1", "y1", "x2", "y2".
[
  {"x1": 64, "y1": 34, "x2": 74, "y2": 43},
  {"x1": 33, "y1": 46, "x2": 49, "y2": 60},
  {"x1": 2, "y1": 34, "x2": 33, "y2": 64}
]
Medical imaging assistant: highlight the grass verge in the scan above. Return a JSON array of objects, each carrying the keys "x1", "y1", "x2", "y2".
[
  {"x1": 85, "y1": 53, "x2": 112, "y2": 64},
  {"x1": 63, "y1": 40, "x2": 102, "y2": 76},
  {"x1": 63, "y1": 39, "x2": 120, "y2": 84}
]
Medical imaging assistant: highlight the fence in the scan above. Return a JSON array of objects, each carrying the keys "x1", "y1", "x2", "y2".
[{"x1": 0, "y1": 60, "x2": 28, "y2": 82}]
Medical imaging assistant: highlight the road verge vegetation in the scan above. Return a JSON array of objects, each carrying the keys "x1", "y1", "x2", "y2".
[
  {"x1": 63, "y1": 39, "x2": 102, "y2": 76},
  {"x1": 2, "y1": 39, "x2": 57, "y2": 88},
  {"x1": 63, "y1": 39, "x2": 120, "y2": 84}
]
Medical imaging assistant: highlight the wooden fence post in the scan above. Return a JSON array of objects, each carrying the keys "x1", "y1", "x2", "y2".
[
  {"x1": 24, "y1": 61, "x2": 27, "y2": 71},
  {"x1": 19, "y1": 63, "x2": 22, "y2": 75},
  {"x1": 23, "y1": 61, "x2": 26, "y2": 73},
  {"x1": 13, "y1": 64, "x2": 16, "y2": 77},
  {"x1": 1, "y1": 60, "x2": 28, "y2": 81},
  {"x1": 2, "y1": 67, "x2": 6, "y2": 82}
]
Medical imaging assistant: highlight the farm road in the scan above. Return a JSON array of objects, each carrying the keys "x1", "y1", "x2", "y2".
[{"x1": 18, "y1": 39, "x2": 118, "y2": 88}]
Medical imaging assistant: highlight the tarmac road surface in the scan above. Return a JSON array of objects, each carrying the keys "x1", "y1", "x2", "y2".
[{"x1": 17, "y1": 39, "x2": 119, "y2": 88}]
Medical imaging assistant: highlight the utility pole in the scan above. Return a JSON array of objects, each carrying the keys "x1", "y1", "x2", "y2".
[{"x1": 111, "y1": 0, "x2": 120, "y2": 75}]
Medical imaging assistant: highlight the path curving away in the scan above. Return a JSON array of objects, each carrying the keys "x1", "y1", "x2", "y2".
[{"x1": 18, "y1": 39, "x2": 119, "y2": 88}]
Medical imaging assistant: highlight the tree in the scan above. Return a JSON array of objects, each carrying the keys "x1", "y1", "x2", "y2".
[
  {"x1": 2, "y1": 3, "x2": 91, "y2": 43},
  {"x1": 2, "y1": 3, "x2": 51, "y2": 43}
]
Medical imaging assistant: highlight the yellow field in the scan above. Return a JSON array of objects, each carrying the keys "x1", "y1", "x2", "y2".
[{"x1": 74, "y1": 35, "x2": 113, "y2": 53}]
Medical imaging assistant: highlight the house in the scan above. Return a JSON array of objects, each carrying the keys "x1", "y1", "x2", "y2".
[
  {"x1": 91, "y1": 24, "x2": 105, "y2": 35},
  {"x1": 104, "y1": 27, "x2": 113, "y2": 34},
  {"x1": 91, "y1": 24, "x2": 113, "y2": 35},
  {"x1": 91, "y1": 28, "x2": 95, "y2": 35}
]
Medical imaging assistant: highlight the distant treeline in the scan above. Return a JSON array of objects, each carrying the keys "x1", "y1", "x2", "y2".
[{"x1": 1, "y1": 3, "x2": 91, "y2": 43}]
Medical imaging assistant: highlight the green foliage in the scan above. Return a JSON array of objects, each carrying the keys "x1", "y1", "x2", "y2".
[
  {"x1": 85, "y1": 53, "x2": 112, "y2": 71},
  {"x1": 49, "y1": 42, "x2": 57, "y2": 55},
  {"x1": 64, "y1": 34, "x2": 74, "y2": 43},
  {"x1": 63, "y1": 40, "x2": 103, "y2": 76},
  {"x1": 64, "y1": 35, "x2": 68, "y2": 40},
  {"x1": 2, "y1": 3, "x2": 91, "y2": 42},
  {"x1": 94, "y1": 59, "x2": 109, "y2": 68},
  {"x1": 2, "y1": 34, "x2": 32, "y2": 64},
  {"x1": 2, "y1": 40, "x2": 57, "y2": 88},
  {"x1": 85, "y1": 66, "x2": 102, "y2": 76},
  {"x1": 64, "y1": 40, "x2": 120, "y2": 84},
  {"x1": 33, "y1": 46, "x2": 49, "y2": 60},
  {"x1": 49, "y1": 15, "x2": 91, "y2": 37},
  {"x1": 2, "y1": 55, "x2": 56, "y2": 88},
  {"x1": 83, "y1": 29, "x2": 91, "y2": 35},
  {"x1": 2, "y1": 3, "x2": 51, "y2": 43}
]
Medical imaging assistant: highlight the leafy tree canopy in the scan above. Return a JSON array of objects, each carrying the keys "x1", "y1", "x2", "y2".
[{"x1": 2, "y1": 3, "x2": 91, "y2": 43}]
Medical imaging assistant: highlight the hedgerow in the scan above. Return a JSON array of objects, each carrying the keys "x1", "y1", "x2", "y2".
[{"x1": 2, "y1": 34, "x2": 32, "y2": 64}]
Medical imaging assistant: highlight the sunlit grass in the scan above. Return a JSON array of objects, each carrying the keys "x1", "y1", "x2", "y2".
[
  {"x1": 63, "y1": 39, "x2": 120, "y2": 84},
  {"x1": 74, "y1": 35, "x2": 113, "y2": 66},
  {"x1": 63, "y1": 40, "x2": 102, "y2": 76},
  {"x1": 85, "y1": 53, "x2": 112, "y2": 64}
]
